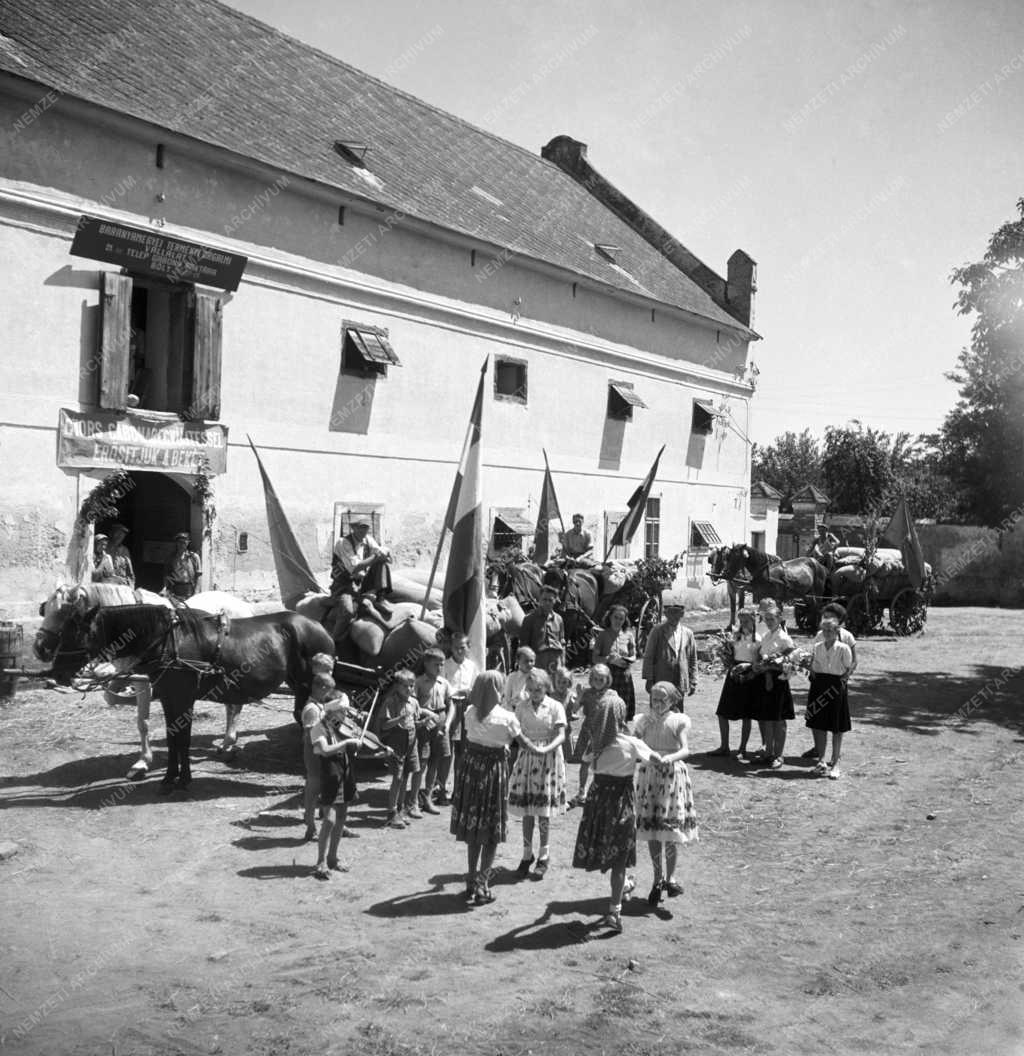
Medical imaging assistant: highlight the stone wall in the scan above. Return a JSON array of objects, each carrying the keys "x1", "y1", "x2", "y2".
[{"x1": 919, "y1": 522, "x2": 1024, "y2": 606}]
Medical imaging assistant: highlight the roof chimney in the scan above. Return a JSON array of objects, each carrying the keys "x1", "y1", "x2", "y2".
[{"x1": 726, "y1": 250, "x2": 757, "y2": 327}]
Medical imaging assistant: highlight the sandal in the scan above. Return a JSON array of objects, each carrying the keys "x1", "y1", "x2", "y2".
[
  {"x1": 601, "y1": 912, "x2": 623, "y2": 934},
  {"x1": 827, "y1": 767, "x2": 842, "y2": 780},
  {"x1": 327, "y1": 860, "x2": 349, "y2": 873},
  {"x1": 811, "y1": 761, "x2": 829, "y2": 776},
  {"x1": 313, "y1": 865, "x2": 330, "y2": 881},
  {"x1": 664, "y1": 880, "x2": 684, "y2": 898},
  {"x1": 533, "y1": 858, "x2": 549, "y2": 879}
]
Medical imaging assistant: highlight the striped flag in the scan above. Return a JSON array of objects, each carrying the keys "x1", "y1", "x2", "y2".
[
  {"x1": 606, "y1": 446, "x2": 666, "y2": 558},
  {"x1": 441, "y1": 360, "x2": 488, "y2": 673},
  {"x1": 532, "y1": 450, "x2": 562, "y2": 564}
]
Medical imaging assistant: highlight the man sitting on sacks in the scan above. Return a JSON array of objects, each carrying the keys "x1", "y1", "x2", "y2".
[
  {"x1": 329, "y1": 521, "x2": 393, "y2": 642},
  {"x1": 556, "y1": 513, "x2": 596, "y2": 569}
]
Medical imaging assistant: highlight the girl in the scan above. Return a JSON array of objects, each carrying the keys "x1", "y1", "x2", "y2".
[
  {"x1": 450, "y1": 671, "x2": 542, "y2": 905},
  {"x1": 569, "y1": 664, "x2": 625, "y2": 808},
  {"x1": 377, "y1": 670, "x2": 421, "y2": 828},
  {"x1": 753, "y1": 599, "x2": 795, "y2": 769},
  {"x1": 805, "y1": 616, "x2": 854, "y2": 779},
  {"x1": 591, "y1": 605, "x2": 638, "y2": 721},
  {"x1": 508, "y1": 670, "x2": 567, "y2": 878},
  {"x1": 801, "y1": 602, "x2": 858, "y2": 760},
  {"x1": 572, "y1": 690, "x2": 662, "y2": 934},
  {"x1": 552, "y1": 665, "x2": 580, "y2": 760},
  {"x1": 635, "y1": 682, "x2": 699, "y2": 906},
  {"x1": 708, "y1": 609, "x2": 759, "y2": 758},
  {"x1": 310, "y1": 697, "x2": 361, "y2": 879},
  {"x1": 502, "y1": 646, "x2": 535, "y2": 709}
]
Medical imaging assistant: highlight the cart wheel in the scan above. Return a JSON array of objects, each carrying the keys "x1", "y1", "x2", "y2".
[
  {"x1": 846, "y1": 592, "x2": 875, "y2": 636},
  {"x1": 890, "y1": 587, "x2": 927, "y2": 636},
  {"x1": 636, "y1": 595, "x2": 663, "y2": 653}
]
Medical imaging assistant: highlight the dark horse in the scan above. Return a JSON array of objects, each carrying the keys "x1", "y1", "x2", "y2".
[
  {"x1": 67, "y1": 605, "x2": 333, "y2": 790},
  {"x1": 720, "y1": 544, "x2": 827, "y2": 616},
  {"x1": 707, "y1": 546, "x2": 783, "y2": 630}
]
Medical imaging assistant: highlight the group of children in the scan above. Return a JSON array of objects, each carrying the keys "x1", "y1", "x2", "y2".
[
  {"x1": 711, "y1": 598, "x2": 856, "y2": 777},
  {"x1": 297, "y1": 596, "x2": 857, "y2": 930}
]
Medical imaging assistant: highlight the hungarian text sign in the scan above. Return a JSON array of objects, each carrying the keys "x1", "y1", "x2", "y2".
[
  {"x1": 58, "y1": 408, "x2": 228, "y2": 474},
  {"x1": 70, "y1": 216, "x2": 247, "y2": 291}
]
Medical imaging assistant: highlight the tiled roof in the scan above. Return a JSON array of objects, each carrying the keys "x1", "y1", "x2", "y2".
[
  {"x1": 750, "y1": 480, "x2": 783, "y2": 500},
  {"x1": 0, "y1": 0, "x2": 752, "y2": 333},
  {"x1": 791, "y1": 484, "x2": 831, "y2": 505}
]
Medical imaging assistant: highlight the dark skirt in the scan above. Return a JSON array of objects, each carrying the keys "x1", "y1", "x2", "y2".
[
  {"x1": 609, "y1": 666, "x2": 636, "y2": 721},
  {"x1": 758, "y1": 673, "x2": 795, "y2": 722},
  {"x1": 572, "y1": 775, "x2": 637, "y2": 873},
  {"x1": 716, "y1": 671, "x2": 757, "y2": 721},
  {"x1": 450, "y1": 742, "x2": 509, "y2": 845},
  {"x1": 805, "y1": 673, "x2": 852, "y2": 734}
]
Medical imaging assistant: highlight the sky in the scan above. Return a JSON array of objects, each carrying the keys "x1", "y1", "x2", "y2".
[{"x1": 227, "y1": 0, "x2": 1024, "y2": 445}]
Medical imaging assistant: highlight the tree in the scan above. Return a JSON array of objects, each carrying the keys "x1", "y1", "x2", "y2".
[
  {"x1": 750, "y1": 429, "x2": 824, "y2": 509},
  {"x1": 939, "y1": 198, "x2": 1024, "y2": 526},
  {"x1": 822, "y1": 422, "x2": 908, "y2": 514}
]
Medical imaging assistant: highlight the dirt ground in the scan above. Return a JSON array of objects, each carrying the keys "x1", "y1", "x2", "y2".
[{"x1": 1, "y1": 606, "x2": 1022, "y2": 1056}]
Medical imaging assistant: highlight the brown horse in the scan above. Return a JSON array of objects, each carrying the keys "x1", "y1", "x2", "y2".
[
  {"x1": 707, "y1": 546, "x2": 784, "y2": 629},
  {"x1": 720, "y1": 544, "x2": 826, "y2": 617},
  {"x1": 53, "y1": 604, "x2": 333, "y2": 791}
]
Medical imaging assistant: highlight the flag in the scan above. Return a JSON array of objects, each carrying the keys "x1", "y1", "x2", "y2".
[
  {"x1": 441, "y1": 361, "x2": 488, "y2": 673},
  {"x1": 883, "y1": 495, "x2": 926, "y2": 589},
  {"x1": 532, "y1": 450, "x2": 562, "y2": 564},
  {"x1": 248, "y1": 436, "x2": 322, "y2": 609},
  {"x1": 607, "y1": 446, "x2": 666, "y2": 557}
]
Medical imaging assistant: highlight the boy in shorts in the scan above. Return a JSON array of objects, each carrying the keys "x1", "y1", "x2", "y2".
[
  {"x1": 379, "y1": 670, "x2": 421, "y2": 827},
  {"x1": 415, "y1": 648, "x2": 454, "y2": 815},
  {"x1": 310, "y1": 697, "x2": 361, "y2": 879}
]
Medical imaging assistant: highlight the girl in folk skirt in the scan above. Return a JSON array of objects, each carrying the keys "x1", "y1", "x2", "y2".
[
  {"x1": 708, "y1": 609, "x2": 760, "y2": 758},
  {"x1": 572, "y1": 690, "x2": 662, "y2": 935},
  {"x1": 569, "y1": 665, "x2": 626, "y2": 807},
  {"x1": 591, "y1": 604, "x2": 637, "y2": 721},
  {"x1": 450, "y1": 670, "x2": 543, "y2": 905},
  {"x1": 635, "y1": 682, "x2": 699, "y2": 906},
  {"x1": 508, "y1": 670, "x2": 567, "y2": 879},
  {"x1": 805, "y1": 616, "x2": 854, "y2": 779}
]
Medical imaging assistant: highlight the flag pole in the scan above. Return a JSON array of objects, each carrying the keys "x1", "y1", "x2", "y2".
[
  {"x1": 543, "y1": 448, "x2": 568, "y2": 538},
  {"x1": 419, "y1": 360, "x2": 488, "y2": 619}
]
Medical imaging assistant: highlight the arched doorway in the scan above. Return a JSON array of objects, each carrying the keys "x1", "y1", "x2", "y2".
[{"x1": 106, "y1": 473, "x2": 194, "y2": 592}]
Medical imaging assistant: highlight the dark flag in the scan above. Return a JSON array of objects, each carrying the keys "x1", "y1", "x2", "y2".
[
  {"x1": 532, "y1": 450, "x2": 563, "y2": 564},
  {"x1": 606, "y1": 446, "x2": 666, "y2": 558},
  {"x1": 883, "y1": 495, "x2": 926, "y2": 589}
]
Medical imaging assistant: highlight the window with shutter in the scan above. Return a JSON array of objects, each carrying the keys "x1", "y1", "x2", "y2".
[
  {"x1": 99, "y1": 271, "x2": 132, "y2": 410},
  {"x1": 188, "y1": 291, "x2": 223, "y2": 420}
]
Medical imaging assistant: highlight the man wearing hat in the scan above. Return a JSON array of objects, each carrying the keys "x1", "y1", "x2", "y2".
[
  {"x1": 91, "y1": 533, "x2": 116, "y2": 583},
  {"x1": 642, "y1": 591, "x2": 698, "y2": 706},
  {"x1": 329, "y1": 520, "x2": 392, "y2": 641},
  {"x1": 164, "y1": 532, "x2": 201, "y2": 599},
  {"x1": 107, "y1": 522, "x2": 135, "y2": 587}
]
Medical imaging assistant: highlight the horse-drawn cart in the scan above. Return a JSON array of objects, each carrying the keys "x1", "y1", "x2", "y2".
[{"x1": 793, "y1": 547, "x2": 933, "y2": 637}]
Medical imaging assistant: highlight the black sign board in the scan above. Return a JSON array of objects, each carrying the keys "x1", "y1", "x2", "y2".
[{"x1": 70, "y1": 216, "x2": 247, "y2": 291}]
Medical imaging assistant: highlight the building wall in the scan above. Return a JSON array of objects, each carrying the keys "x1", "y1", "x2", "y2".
[
  {"x1": 0, "y1": 83, "x2": 755, "y2": 616},
  {"x1": 918, "y1": 523, "x2": 1024, "y2": 607}
]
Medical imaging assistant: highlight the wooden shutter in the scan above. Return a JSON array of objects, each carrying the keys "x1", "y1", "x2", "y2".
[
  {"x1": 99, "y1": 271, "x2": 132, "y2": 410},
  {"x1": 189, "y1": 291, "x2": 222, "y2": 420}
]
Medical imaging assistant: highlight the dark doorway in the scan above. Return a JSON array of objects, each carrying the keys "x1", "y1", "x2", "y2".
[{"x1": 112, "y1": 473, "x2": 193, "y2": 591}]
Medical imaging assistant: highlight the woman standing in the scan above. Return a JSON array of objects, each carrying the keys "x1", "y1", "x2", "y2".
[
  {"x1": 572, "y1": 691, "x2": 662, "y2": 934},
  {"x1": 508, "y1": 670, "x2": 567, "y2": 878},
  {"x1": 450, "y1": 670, "x2": 542, "y2": 905},
  {"x1": 753, "y1": 599, "x2": 795, "y2": 769},
  {"x1": 591, "y1": 605, "x2": 637, "y2": 720},
  {"x1": 805, "y1": 616, "x2": 854, "y2": 779},
  {"x1": 635, "y1": 682, "x2": 699, "y2": 905}
]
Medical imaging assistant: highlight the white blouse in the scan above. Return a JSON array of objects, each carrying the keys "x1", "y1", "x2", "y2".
[
  {"x1": 810, "y1": 640, "x2": 854, "y2": 676},
  {"x1": 590, "y1": 734, "x2": 655, "y2": 777},
  {"x1": 464, "y1": 704, "x2": 522, "y2": 748}
]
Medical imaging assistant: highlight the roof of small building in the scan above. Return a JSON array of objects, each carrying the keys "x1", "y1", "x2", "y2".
[
  {"x1": 750, "y1": 480, "x2": 783, "y2": 500},
  {"x1": 0, "y1": 0, "x2": 754, "y2": 334},
  {"x1": 791, "y1": 484, "x2": 831, "y2": 505}
]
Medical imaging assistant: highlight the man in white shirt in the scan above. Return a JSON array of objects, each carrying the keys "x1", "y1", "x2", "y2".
[
  {"x1": 560, "y1": 514, "x2": 593, "y2": 560},
  {"x1": 329, "y1": 521, "x2": 392, "y2": 641}
]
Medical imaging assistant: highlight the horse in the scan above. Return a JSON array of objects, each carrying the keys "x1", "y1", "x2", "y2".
[
  {"x1": 35, "y1": 582, "x2": 255, "y2": 776},
  {"x1": 707, "y1": 546, "x2": 783, "y2": 630},
  {"x1": 720, "y1": 544, "x2": 827, "y2": 620},
  {"x1": 54, "y1": 604, "x2": 333, "y2": 791}
]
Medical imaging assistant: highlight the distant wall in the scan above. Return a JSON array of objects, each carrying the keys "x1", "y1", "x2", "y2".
[{"x1": 919, "y1": 522, "x2": 1024, "y2": 606}]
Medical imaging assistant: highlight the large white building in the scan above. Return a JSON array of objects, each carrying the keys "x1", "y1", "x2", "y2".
[{"x1": 0, "y1": 0, "x2": 767, "y2": 617}]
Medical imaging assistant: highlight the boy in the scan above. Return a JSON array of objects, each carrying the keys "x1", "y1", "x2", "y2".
[
  {"x1": 310, "y1": 697, "x2": 361, "y2": 879},
  {"x1": 519, "y1": 586, "x2": 566, "y2": 675},
  {"x1": 415, "y1": 648, "x2": 454, "y2": 815},
  {"x1": 379, "y1": 670, "x2": 421, "y2": 828}
]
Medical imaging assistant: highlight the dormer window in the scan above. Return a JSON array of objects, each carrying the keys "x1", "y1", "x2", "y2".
[{"x1": 333, "y1": 140, "x2": 369, "y2": 167}]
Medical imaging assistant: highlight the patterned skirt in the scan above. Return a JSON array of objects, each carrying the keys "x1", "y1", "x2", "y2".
[
  {"x1": 635, "y1": 760, "x2": 699, "y2": 844},
  {"x1": 449, "y1": 743, "x2": 509, "y2": 845},
  {"x1": 805, "y1": 673, "x2": 852, "y2": 734},
  {"x1": 758, "y1": 674, "x2": 795, "y2": 722},
  {"x1": 508, "y1": 746, "x2": 566, "y2": 818},
  {"x1": 572, "y1": 775, "x2": 637, "y2": 873},
  {"x1": 610, "y1": 666, "x2": 636, "y2": 721}
]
